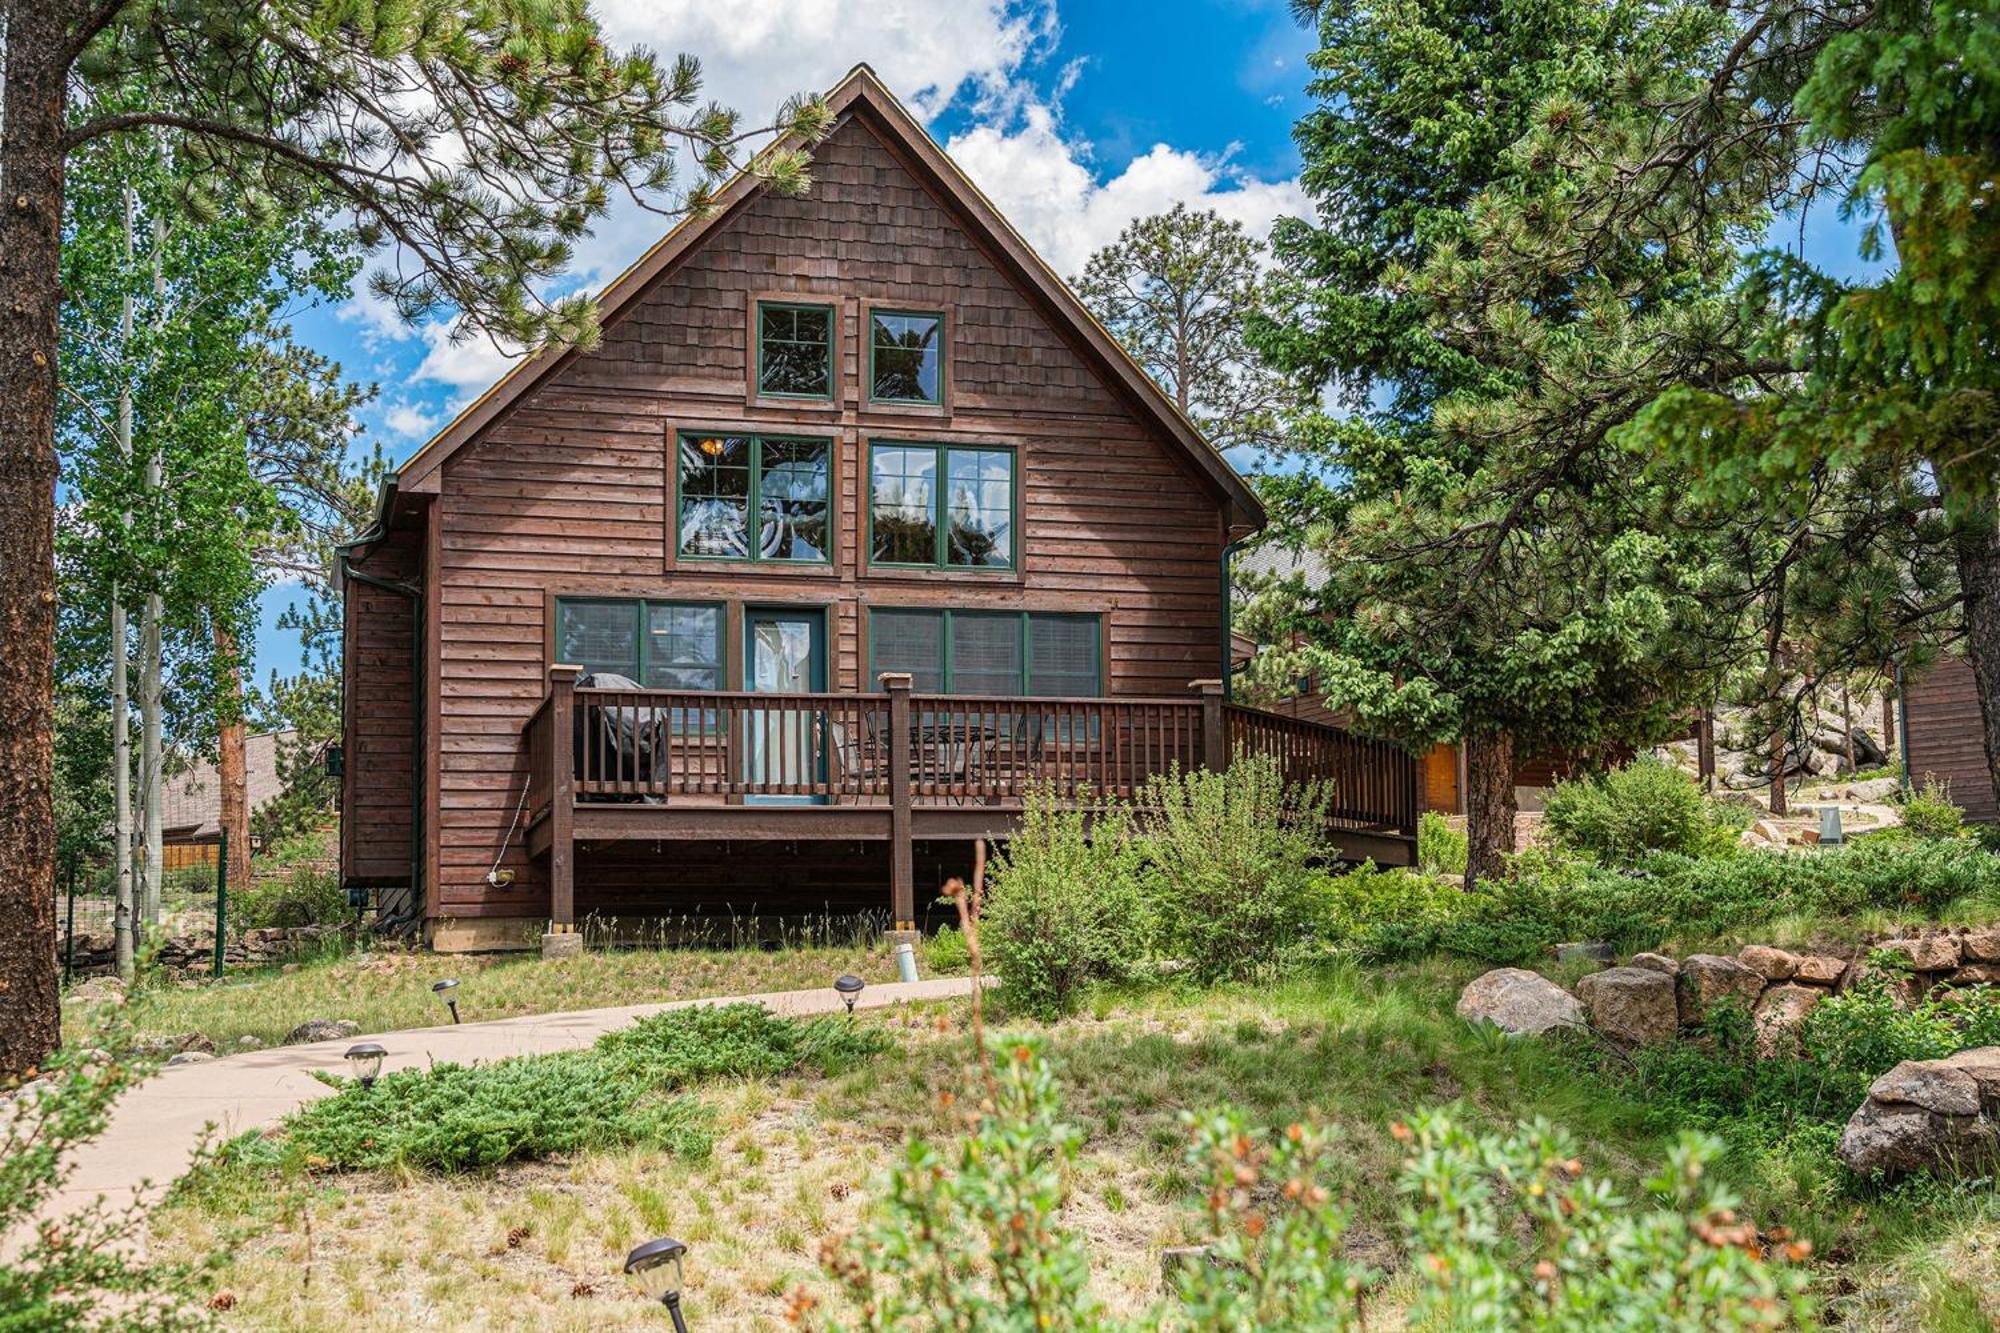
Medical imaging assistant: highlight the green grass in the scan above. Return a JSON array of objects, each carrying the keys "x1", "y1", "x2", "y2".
[{"x1": 77, "y1": 925, "x2": 967, "y2": 1051}]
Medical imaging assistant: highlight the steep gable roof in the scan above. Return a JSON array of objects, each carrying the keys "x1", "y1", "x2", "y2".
[{"x1": 386, "y1": 64, "x2": 1264, "y2": 534}]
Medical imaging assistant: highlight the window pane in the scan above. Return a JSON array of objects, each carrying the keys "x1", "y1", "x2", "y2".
[
  {"x1": 1027, "y1": 615, "x2": 1099, "y2": 696},
  {"x1": 679, "y1": 435, "x2": 752, "y2": 557},
  {"x1": 557, "y1": 601, "x2": 639, "y2": 681},
  {"x1": 871, "y1": 312, "x2": 941, "y2": 402},
  {"x1": 643, "y1": 604, "x2": 721, "y2": 690},
  {"x1": 945, "y1": 448, "x2": 1013, "y2": 568},
  {"x1": 951, "y1": 613, "x2": 1022, "y2": 696},
  {"x1": 757, "y1": 439, "x2": 829, "y2": 561},
  {"x1": 759, "y1": 303, "x2": 831, "y2": 396},
  {"x1": 870, "y1": 446, "x2": 938, "y2": 564},
  {"x1": 871, "y1": 610, "x2": 945, "y2": 693}
]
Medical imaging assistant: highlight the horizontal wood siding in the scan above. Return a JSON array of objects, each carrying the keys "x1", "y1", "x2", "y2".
[
  {"x1": 1906, "y1": 656, "x2": 1997, "y2": 823},
  {"x1": 341, "y1": 528, "x2": 417, "y2": 885},
  {"x1": 426, "y1": 112, "x2": 1230, "y2": 917}
]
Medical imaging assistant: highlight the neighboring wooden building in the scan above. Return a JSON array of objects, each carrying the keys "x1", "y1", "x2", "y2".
[
  {"x1": 338, "y1": 66, "x2": 1418, "y2": 949},
  {"x1": 154, "y1": 731, "x2": 292, "y2": 872},
  {"x1": 1903, "y1": 655, "x2": 1997, "y2": 824}
]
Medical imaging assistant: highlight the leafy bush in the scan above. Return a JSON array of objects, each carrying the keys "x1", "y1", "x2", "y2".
[
  {"x1": 1416, "y1": 809, "x2": 1468, "y2": 876},
  {"x1": 233, "y1": 861, "x2": 347, "y2": 929},
  {"x1": 1567, "y1": 975, "x2": 2000, "y2": 1147},
  {"x1": 1895, "y1": 774, "x2": 1967, "y2": 841},
  {"x1": 1, "y1": 1036, "x2": 222, "y2": 1329},
  {"x1": 279, "y1": 1004, "x2": 884, "y2": 1173},
  {"x1": 924, "y1": 925, "x2": 970, "y2": 974},
  {"x1": 1138, "y1": 752, "x2": 1332, "y2": 983},
  {"x1": 1330, "y1": 837, "x2": 2000, "y2": 965},
  {"x1": 1544, "y1": 757, "x2": 1742, "y2": 863},
  {"x1": 983, "y1": 786, "x2": 1145, "y2": 1021},
  {"x1": 817, "y1": 1047, "x2": 1813, "y2": 1330}
]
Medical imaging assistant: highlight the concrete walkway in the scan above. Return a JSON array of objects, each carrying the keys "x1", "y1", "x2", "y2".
[{"x1": 38, "y1": 975, "x2": 979, "y2": 1235}]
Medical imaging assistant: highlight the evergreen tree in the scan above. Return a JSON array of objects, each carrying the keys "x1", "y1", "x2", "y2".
[
  {"x1": 1073, "y1": 205, "x2": 1303, "y2": 461},
  {"x1": 0, "y1": 0, "x2": 830, "y2": 1079}
]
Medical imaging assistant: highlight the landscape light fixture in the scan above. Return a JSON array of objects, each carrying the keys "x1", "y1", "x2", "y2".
[
  {"x1": 833, "y1": 974, "x2": 865, "y2": 1017},
  {"x1": 624, "y1": 1236, "x2": 691, "y2": 1331},
  {"x1": 344, "y1": 1042, "x2": 387, "y2": 1089},
  {"x1": 432, "y1": 977, "x2": 461, "y2": 1024}
]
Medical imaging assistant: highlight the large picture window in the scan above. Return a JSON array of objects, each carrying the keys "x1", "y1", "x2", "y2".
[
  {"x1": 869, "y1": 310, "x2": 943, "y2": 404},
  {"x1": 868, "y1": 442, "x2": 1014, "y2": 570},
  {"x1": 677, "y1": 432, "x2": 830, "y2": 562},
  {"x1": 868, "y1": 609, "x2": 1100, "y2": 696},
  {"x1": 756, "y1": 301, "x2": 833, "y2": 398},
  {"x1": 555, "y1": 598, "x2": 724, "y2": 690}
]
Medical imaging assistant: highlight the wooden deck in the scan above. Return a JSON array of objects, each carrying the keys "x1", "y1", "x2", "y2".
[{"x1": 522, "y1": 667, "x2": 1418, "y2": 930}]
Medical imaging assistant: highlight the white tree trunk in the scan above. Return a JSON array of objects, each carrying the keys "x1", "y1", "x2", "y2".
[
  {"x1": 138, "y1": 200, "x2": 166, "y2": 929},
  {"x1": 112, "y1": 186, "x2": 135, "y2": 978}
]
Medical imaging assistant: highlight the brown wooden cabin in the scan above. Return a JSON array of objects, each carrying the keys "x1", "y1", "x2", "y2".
[
  {"x1": 337, "y1": 66, "x2": 1418, "y2": 951},
  {"x1": 1903, "y1": 655, "x2": 1997, "y2": 823}
]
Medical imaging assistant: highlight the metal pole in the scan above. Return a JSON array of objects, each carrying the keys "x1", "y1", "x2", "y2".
[{"x1": 213, "y1": 828, "x2": 228, "y2": 978}]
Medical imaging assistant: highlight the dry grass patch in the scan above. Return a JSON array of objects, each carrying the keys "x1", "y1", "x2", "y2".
[{"x1": 80, "y1": 927, "x2": 963, "y2": 1052}]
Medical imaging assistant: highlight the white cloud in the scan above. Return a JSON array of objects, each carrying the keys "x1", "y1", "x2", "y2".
[
  {"x1": 340, "y1": 0, "x2": 1312, "y2": 421},
  {"x1": 946, "y1": 102, "x2": 1311, "y2": 276},
  {"x1": 381, "y1": 399, "x2": 443, "y2": 441}
]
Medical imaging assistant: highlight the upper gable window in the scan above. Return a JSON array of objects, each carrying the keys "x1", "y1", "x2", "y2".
[
  {"x1": 870, "y1": 310, "x2": 943, "y2": 404},
  {"x1": 757, "y1": 301, "x2": 834, "y2": 398}
]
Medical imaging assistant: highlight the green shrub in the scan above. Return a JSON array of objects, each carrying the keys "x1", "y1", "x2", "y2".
[
  {"x1": 1416, "y1": 809, "x2": 1468, "y2": 876},
  {"x1": 1, "y1": 1035, "x2": 222, "y2": 1329},
  {"x1": 924, "y1": 925, "x2": 970, "y2": 974},
  {"x1": 279, "y1": 1004, "x2": 884, "y2": 1173},
  {"x1": 1895, "y1": 774, "x2": 1968, "y2": 841},
  {"x1": 1138, "y1": 752, "x2": 1332, "y2": 983},
  {"x1": 233, "y1": 862, "x2": 346, "y2": 929},
  {"x1": 983, "y1": 786, "x2": 1145, "y2": 1022},
  {"x1": 821, "y1": 1047, "x2": 1814, "y2": 1330},
  {"x1": 1543, "y1": 757, "x2": 1741, "y2": 863}
]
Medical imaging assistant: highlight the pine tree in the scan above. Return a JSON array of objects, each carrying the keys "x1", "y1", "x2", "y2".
[{"x1": 0, "y1": 0, "x2": 830, "y2": 1079}]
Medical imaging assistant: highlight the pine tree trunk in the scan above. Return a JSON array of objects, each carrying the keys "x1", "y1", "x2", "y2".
[
  {"x1": 1956, "y1": 513, "x2": 2000, "y2": 818},
  {"x1": 1463, "y1": 730, "x2": 1517, "y2": 890},
  {"x1": 215, "y1": 623, "x2": 251, "y2": 895},
  {"x1": 1882, "y1": 687, "x2": 1896, "y2": 767},
  {"x1": 1842, "y1": 684, "x2": 1855, "y2": 775},
  {"x1": 0, "y1": 0, "x2": 72, "y2": 1078},
  {"x1": 1768, "y1": 726, "x2": 1790, "y2": 817}
]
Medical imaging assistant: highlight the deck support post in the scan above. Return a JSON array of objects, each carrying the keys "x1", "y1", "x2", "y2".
[
  {"x1": 547, "y1": 664, "x2": 583, "y2": 934},
  {"x1": 882, "y1": 672, "x2": 916, "y2": 931},
  {"x1": 1194, "y1": 679, "x2": 1227, "y2": 772}
]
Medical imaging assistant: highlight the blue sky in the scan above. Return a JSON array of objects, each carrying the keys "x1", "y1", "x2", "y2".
[{"x1": 252, "y1": 0, "x2": 1872, "y2": 687}]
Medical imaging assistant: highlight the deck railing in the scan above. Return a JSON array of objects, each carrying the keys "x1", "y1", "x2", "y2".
[{"x1": 520, "y1": 671, "x2": 1418, "y2": 836}]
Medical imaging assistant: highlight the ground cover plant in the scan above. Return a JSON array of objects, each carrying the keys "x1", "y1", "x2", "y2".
[{"x1": 216, "y1": 1005, "x2": 886, "y2": 1178}]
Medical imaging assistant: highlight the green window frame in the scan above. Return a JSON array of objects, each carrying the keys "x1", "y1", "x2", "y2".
[
  {"x1": 675, "y1": 431, "x2": 831, "y2": 563},
  {"x1": 868, "y1": 441, "x2": 1016, "y2": 570},
  {"x1": 868, "y1": 309, "x2": 944, "y2": 404},
  {"x1": 866, "y1": 609, "x2": 1103, "y2": 697},
  {"x1": 755, "y1": 301, "x2": 834, "y2": 399},
  {"x1": 555, "y1": 598, "x2": 726, "y2": 730}
]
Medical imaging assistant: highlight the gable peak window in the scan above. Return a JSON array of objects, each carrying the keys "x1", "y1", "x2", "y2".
[
  {"x1": 870, "y1": 310, "x2": 943, "y2": 404},
  {"x1": 757, "y1": 301, "x2": 833, "y2": 398}
]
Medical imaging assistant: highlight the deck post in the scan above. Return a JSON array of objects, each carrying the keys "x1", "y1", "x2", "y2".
[
  {"x1": 1194, "y1": 679, "x2": 1227, "y2": 772},
  {"x1": 546, "y1": 664, "x2": 583, "y2": 940},
  {"x1": 881, "y1": 671, "x2": 916, "y2": 931}
]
